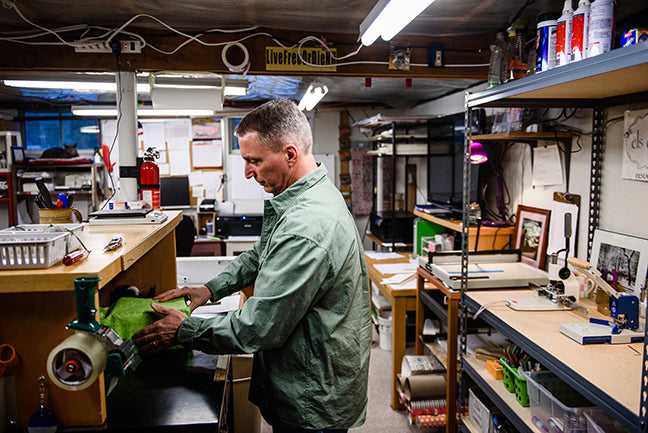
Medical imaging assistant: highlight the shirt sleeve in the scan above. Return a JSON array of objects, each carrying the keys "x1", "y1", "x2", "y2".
[
  {"x1": 178, "y1": 233, "x2": 330, "y2": 354},
  {"x1": 203, "y1": 240, "x2": 261, "y2": 301}
]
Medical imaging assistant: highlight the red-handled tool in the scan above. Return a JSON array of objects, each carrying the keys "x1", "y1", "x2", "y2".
[{"x1": 63, "y1": 250, "x2": 89, "y2": 266}]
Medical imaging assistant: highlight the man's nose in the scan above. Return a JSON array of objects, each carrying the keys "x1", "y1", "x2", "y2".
[{"x1": 244, "y1": 163, "x2": 255, "y2": 179}]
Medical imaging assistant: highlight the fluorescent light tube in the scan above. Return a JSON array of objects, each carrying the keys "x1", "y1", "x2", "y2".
[
  {"x1": 71, "y1": 106, "x2": 216, "y2": 117},
  {"x1": 298, "y1": 83, "x2": 329, "y2": 111},
  {"x1": 360, "y1": 0, "x2": 435, "y2": 46},
  {"x1": 3, "y1": 79, "x2": 150, "y2": 93}
]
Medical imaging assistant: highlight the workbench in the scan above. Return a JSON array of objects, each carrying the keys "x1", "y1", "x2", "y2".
[
  {"x1": 0, "y1": 211, "x2": 209, "y2": 428},
  {"x1": 462, "y1": 289, "x2": 643, "y2": 433},
  {"x1": 365, "y1": 252, "x2": 420, "y2": 410}
]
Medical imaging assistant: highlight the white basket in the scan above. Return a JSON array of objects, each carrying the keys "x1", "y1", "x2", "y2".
[
  {"x1": 0, "y1": 232, "x2": 73, "y2": 269},
  {"x1": 2, "y1": 224, "x2": 84, "y2": 252}
]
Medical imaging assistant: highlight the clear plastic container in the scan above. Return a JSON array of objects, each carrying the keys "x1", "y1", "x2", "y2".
[
  {"x1": 583, "y1": 409, "x2": 629, "y2": 433},
  {"x1": 525, "y1": 370, "x2": 594, "y2": 433}
]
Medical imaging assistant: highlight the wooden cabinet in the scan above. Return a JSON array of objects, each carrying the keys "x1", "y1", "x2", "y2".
[{"x1": 0, "y1": 212, "x2": 182, "y2": 428}]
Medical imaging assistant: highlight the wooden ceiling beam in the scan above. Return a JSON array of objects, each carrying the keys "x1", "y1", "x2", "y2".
[{"x1": 0, "y1": 28, "x2": 490, "y2": 80}]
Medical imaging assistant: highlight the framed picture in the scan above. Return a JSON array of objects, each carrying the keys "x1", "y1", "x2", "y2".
[
  {"x1": 590, "y1": 229, "x2": 648, "y2": 296},
  {"x1": 514, "y1": 205, "x2": 551, "y2": 269},
  {"x1": 11, "y1": 146, "x2": 25, "y2": 165}
]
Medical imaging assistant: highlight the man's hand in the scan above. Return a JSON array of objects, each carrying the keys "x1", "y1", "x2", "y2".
[
  {"x1": 132, "y1": 303, "x2": 187, "y2": 355},
  {"x1": 154, "y1": 285, "x2": 212, "y2": 312}
]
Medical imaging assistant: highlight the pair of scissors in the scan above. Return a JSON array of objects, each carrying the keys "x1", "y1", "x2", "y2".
[{"x1": 0, "y1": 344, "x2": 17, "y2": 376}]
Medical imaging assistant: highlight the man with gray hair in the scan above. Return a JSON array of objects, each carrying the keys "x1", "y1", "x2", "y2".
[{"x1": 133, "y1": 98, "x2": 371, "y2": 433}]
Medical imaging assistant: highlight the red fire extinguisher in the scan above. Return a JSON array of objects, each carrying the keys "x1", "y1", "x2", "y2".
[{"x1": 140, "y1": 147, "x2": 160, "y2": 210}]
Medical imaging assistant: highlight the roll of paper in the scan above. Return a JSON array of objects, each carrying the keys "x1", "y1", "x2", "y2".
[{"x1": 404, "y1": 373, "x2": 446, "y2": 400}]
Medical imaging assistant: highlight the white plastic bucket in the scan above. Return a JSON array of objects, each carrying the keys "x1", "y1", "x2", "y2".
[{"x1": 377, "y1": 313, "x2": 392, "y2": 351}]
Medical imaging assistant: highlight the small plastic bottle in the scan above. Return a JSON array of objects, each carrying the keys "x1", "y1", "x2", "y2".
[
  {"x1": 571, "y1": 0, "x2": 591, "y2": 61},
  {"x1": 536, "y1": 12, "x2": 560, "y2": 73},
  {"x1": 587, "y1": 0, "x2": 615, "y2": 58},
  {"x1": 488, "y1": 33, "x2": 507, "y2": 88},
  {"x1": 556, "y1": 0, "x2": 574, "y2": 66}
]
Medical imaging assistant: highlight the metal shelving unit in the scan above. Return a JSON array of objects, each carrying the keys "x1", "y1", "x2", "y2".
[{"x1": 459, "y1": 42, "x2": 648, "y2": 433}]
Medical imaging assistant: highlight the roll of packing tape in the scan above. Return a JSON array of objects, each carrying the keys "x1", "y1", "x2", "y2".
[
  {"x1": 46, "y1": 332, "x2": 110, "y2": 391},
  {"x1": 221, "y1": 42, "x2": 249, "y2": 73}
]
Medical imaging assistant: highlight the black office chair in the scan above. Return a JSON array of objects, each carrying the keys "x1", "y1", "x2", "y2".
[{"x1": 175, "y1": 215, "x2": 196, "y2": 256}]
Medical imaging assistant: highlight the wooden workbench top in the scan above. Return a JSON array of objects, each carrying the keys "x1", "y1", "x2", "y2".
[
  {"x1": 0, "y1": 210, "x2": 182, "y2": 293},
  {"x1": 465, "y1": 289, "x2": 643, "y2": 417}
]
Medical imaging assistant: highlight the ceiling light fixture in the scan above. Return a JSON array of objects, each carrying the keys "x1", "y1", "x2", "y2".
[
  {"x1": 298, "y1": 83, "x2": 329, "y2": 111},
  {"x1": 470, "y1": 141, "x2": 488, "y2": 164},
  {"x1": 359, "y1": 0, "x2": 436, "y2": 46},
  {"x1": 71, "y1": 106, "x2": 216, "y2": 117},
  {"x1": 2, "y1": 73, "x2": 248, "y2": 97},
  {"x1": 2, "y1": 78, "x2": 149, "y2": 93}
]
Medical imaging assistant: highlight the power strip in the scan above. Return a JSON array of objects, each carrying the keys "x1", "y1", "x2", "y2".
[
  {"x1": 74, "y1": 40, "x2": 142, "y2": 54},
  {"x1": 74, "y1": 41, "x2": 112, "y2": 53}
]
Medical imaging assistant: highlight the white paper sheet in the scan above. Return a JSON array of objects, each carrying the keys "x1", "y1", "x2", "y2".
[
  {"x1": 547, "y1": 200, "x2": 579, "y2": 256},
  {"x1": 191, "y1": 294, "x2": 241, "y2": 317},
  {"x1": 532, "y1": 144, "x2": 563, "y2": 186},
  {"x1": 168, "y1": 149, "x2": 191, "y2": 175},
  {"x1": 192, "y1": 140, "x2": 223, "y2": 168},
  {"x1": 365, "y1": 251, "x2": 404, "y2": 260},
  {"x1": 374, "y1": 262, "x2": 418, "y2": 275}
]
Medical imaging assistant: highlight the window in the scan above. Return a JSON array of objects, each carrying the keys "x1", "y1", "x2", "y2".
[{"x1": 23, "y1": 112, "x2": 100, "y2": 151}]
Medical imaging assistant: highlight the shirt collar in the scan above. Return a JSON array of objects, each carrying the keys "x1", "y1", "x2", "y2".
[{"x1": 265, "y1": 163, "x2": 328, "y2": 216}]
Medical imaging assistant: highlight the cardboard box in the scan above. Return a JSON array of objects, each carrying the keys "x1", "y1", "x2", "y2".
[
  {"x1": 469, "y1": 387, "x2": 499, "y2": 433},
  {"x1": 231, "y1": 354, "x2": 260, "y2": 433}
]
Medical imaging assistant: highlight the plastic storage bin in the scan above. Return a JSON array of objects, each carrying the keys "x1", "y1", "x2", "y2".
[
  {"x1": 525, "y1": 370, "x2": 594, "y2": 433},
  {"x1": 1, "y1": 223, "x2": 84, "y2": 251},
  {"x1": 0, "y1": 224, "x2": 84, "y2": 269},
  {"x1": 584, "y1": 409, "x2": 629, "y2": 433},
  {"x1": 500, "y1": 358, "x2": 529, "y2": 407}
]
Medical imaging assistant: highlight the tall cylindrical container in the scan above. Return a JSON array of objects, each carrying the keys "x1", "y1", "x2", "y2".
[
  {"x1": 536, "y1": 12, "x2": 559, "y2": 73},
  {"x1": 587, "y1": 0, "x2": 615, "y2": 58},
  {"x1": 571, "y1": 0, "x2": 590, "y2": 61},
  {"x1": 488, "y1": 32, "x2": 507, "y2": 88},
  {"x1": 556, "y1": 0, "x2": 573, "y2": 66}
]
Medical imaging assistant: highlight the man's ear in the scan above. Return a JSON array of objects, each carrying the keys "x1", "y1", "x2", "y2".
[{"x1": 285, "y1": 143, "x2": 299, "y2": 165}]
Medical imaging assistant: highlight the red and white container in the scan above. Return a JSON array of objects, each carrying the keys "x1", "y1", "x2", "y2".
[
  {"x1": 556, "y1": 0, "x2": 573, "y2": 66},
  {"x1": 571, "y1": 0, "x2": 590, "y2": 61},
  {"x1": 587, "y1": 0, "x2": 615, "y2": 58}
]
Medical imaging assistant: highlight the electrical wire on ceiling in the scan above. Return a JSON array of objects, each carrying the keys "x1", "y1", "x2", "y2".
[{"x1": 0, "y1": 0, "x2": 489, "y2": 69}]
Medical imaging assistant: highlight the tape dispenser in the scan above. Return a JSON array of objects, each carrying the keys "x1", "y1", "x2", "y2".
[{"x1": 46, "y1": 277, "x2": 140, "y2": 391}]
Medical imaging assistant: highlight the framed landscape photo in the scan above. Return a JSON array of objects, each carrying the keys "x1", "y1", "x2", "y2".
[
  {"x1": 590, "y1": 229, "x2": 648, "y2": 296},
  {"x1": 514, "y1": 205, "x2": 551, "y2": 269}
]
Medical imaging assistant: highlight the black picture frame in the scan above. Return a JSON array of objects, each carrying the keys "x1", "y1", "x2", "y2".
[{"x1": 11, "y1": 146, "x2": 25, "y2": 165}]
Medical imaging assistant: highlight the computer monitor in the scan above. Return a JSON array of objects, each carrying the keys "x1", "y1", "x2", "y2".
[{"x1": 160, "y1": 176, "x2": 191, "y2": 208}]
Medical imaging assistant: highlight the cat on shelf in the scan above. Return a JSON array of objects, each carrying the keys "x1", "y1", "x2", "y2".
[{"x1": 40, "y1": 143, "x2": 79, "y2": 159}]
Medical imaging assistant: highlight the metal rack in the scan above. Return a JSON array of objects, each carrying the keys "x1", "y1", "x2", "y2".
[{"x1": 460, "y1": 42, "x2": 648, "y2": 433}]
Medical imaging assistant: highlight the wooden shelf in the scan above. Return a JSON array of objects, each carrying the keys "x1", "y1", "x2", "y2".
[
  {"x1": 463, "y1": 355, "x2": 535, "y2": 433},
  {"x1": 470, "y1": 132, "x2": 576, "y2": 141},
  {"x1": 413, "y1": 209, "x2": 514, "y2": 251},
  {"x1": 467, "y1": 43, "x2": 648, "y2": 108},
  {"x1": 463, "y1": 290, "x2": 643, "y2": 432}
]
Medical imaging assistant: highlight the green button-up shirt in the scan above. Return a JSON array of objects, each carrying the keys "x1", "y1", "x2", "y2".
[{"x1": 178, "y1": 164, "x2": 371, "y2": 429}]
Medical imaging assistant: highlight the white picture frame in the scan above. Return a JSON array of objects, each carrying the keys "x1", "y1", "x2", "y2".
[{"x1": 590, "y1": 229, "x2": 648, "y2": 296}]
